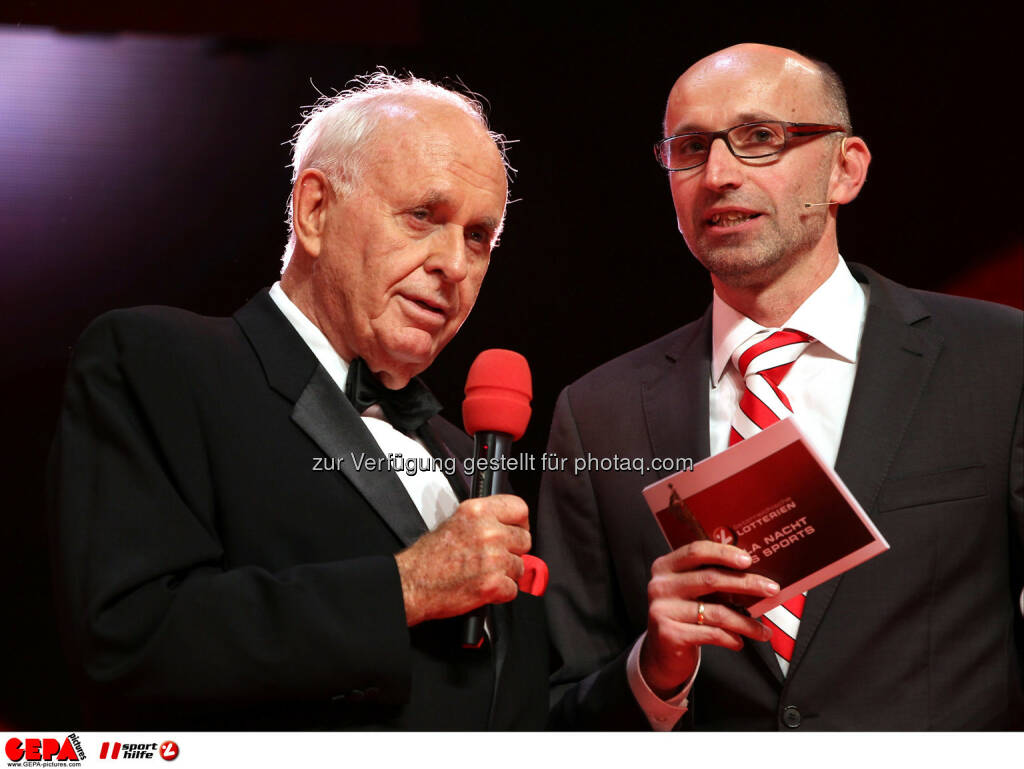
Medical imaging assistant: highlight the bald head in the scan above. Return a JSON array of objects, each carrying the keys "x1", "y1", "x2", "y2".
[{"x1": 665, "y1": 44, "x2": 850, "y2": 136}]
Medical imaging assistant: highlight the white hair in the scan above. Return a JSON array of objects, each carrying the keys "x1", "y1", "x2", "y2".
[{"x1": 280, "y1": 71, "x2": 510, "y2": 269}]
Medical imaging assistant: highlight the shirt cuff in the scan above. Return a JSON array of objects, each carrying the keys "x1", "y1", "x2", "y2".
[{"x1": 625, "y1": 631, "x2": 699, "y2": 731}]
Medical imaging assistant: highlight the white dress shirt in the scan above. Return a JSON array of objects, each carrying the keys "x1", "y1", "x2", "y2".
[
  {"x1": 710, "y1": 257, "x2": 868, "y2": 464},
  {"x1": 628, "y1": 257, "x2": 869, "y2": 729},
  {"x1": 268, "y1": 282, "x2": 459, "y2": 531}
]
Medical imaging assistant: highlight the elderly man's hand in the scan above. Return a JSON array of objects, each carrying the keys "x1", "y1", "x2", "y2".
[
  {"x1": 395, "y1": 494, "x2": 531, "y2": 626},
  {"x1": 640, "y1": 541, "x2": 778, "y2": 697}
]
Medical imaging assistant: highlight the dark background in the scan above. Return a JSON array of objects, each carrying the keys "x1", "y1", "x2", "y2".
[{"x1": 2, "y1": 2, "x2": 1020, "y2": 727}]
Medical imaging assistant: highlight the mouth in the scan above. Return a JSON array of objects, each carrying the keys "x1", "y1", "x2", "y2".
[
  {"x1": 412, "y1": 298, "x2": 445, "y2": 315},
  {"x1": 706, "y1": 211, "x2": 762, "y2": 228},
  {"x1": 400, "y1": 294, "x2": 450, "y2": 322}
]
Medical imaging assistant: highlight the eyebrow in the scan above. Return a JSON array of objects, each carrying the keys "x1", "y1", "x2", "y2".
[
  {"x1": 419, "y1": 190, "x2": 499, "y2": 236},
  {"x1": 420, "y1": 190, "x2": 451, "y2": 209},
  {"x1": 667, "y1": 111, "x2": 782, "y2": 136}
]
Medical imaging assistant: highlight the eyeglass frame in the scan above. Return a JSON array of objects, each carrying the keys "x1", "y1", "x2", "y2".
[{"x1": 654, "y1": 121, "x2": 848, "y2": 171}]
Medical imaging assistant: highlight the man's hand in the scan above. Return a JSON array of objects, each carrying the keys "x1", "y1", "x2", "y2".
[
  {"x1": 640, "y1": 541, "x2": 777, "y2": 697},
  {"x1": 395, "y1": 494, "x2": 531, "y2": 626}
]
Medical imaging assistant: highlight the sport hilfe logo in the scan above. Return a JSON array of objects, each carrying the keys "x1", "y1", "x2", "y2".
[
  {"x1": 5, "y1": 734, "x2": 85, "y2": 763},
  {"x1": 98, "y1": 741, "x2": 178, "y2": 761}
]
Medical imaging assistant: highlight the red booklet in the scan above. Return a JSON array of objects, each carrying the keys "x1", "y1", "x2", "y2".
[{"x1": 642, "y1": 417, "x2": 889, "y2": 617}]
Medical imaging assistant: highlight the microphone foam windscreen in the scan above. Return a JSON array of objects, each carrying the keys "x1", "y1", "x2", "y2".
[{"x1": 462, "y1": 349, "x2": 532, "y2": 440}]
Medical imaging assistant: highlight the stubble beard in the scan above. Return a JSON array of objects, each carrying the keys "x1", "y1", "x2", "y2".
[{"x1": 688, "y1": 210, "x2": 827, "y2": 291}]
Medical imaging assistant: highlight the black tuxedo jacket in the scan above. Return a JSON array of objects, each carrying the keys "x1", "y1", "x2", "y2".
[
  {"x1": 538, "y1": 264, "x2": 1024, "y2": 730},
  {"x1": 48, "y1": 290, "x2": 546, "y2": 730}
]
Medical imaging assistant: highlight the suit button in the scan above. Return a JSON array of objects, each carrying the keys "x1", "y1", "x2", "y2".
[
  {"x1": 782, "y1": 705, "x2": 801, "y2": 728},
  {"x1": 347, "y1": 689, "x2": 366, "y2": 703}
]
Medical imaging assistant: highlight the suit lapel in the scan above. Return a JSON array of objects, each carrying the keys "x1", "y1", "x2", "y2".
[
  {"x1": 293, "y1": 367, "x2": 429, "y2": 546},
  {"x1": 643, "y1": 308, "x2": 713, "y2": 474},
  {"x1": 235, "y1": 290, "x2": 428, "y2": 547},
  {"x1": 789, "y1": 264, "x2": 943, "y2": 673},
  {"x1": 418, "y1": 419, "x2": 471, "y2": 501}
]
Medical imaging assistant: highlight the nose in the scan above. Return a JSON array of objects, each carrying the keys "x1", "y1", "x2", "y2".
[
  {"x1": 701, "y1": 137, "x2": 743, "y2": 192},
  {"x1": 425, "y1": 224, "x2": 469, "y2": 283}
]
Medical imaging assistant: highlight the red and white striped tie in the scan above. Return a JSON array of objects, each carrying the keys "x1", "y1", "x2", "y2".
[{"x1": 728, "y1": 329, "x2": 813, "y2": 676}]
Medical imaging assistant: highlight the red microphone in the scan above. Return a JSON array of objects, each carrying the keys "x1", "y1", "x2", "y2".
[{"x1": 460, "y1": 349, "x2": 548, "y2": 648}]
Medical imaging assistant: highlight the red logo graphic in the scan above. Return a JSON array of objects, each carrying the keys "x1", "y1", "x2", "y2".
[
  {"x1": 712, "y1": 526, "x2": 736, "y2": 545},
  {"x1": 99, "y1": 742, "x2": 121, "y2": 760},
  {"x1": 5, "y1": 735, "x2": 84, "y2": 763},
  {"x1": 159, "y1": 742, "x2": 178, "y2": 762}
]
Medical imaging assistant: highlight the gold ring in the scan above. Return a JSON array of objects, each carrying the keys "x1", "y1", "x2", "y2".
[{"x1": 697, "y1": 602, "x2": 706, "y2": 625}]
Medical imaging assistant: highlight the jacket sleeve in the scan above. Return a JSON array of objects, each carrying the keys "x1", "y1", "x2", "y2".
[
  {"x1": 537, "y1": 387, "x2": 651, "y2": 730},
  {"x1": 1010, "y1": 385, "x2": 1024, "y2": 618}
]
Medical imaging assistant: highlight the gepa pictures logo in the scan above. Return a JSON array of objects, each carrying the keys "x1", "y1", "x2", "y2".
[{"x1": 5, "y1": 734, "x2": 85, "y2": 764}]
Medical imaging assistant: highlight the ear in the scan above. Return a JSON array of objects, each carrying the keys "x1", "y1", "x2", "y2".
[
  {"x1": 829, "y1": 136, "x2": 871, "y2": 205},
  {"x1": 292, "y1": 168, "x2": 334, "y2": 258}
]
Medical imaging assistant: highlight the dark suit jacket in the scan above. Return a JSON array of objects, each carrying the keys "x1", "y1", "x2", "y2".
[
  {"x1": 48, "y1": 290, "x2": 547, "y2": 730},
  {"x1": 538, "y1": 264, "x2": 1024, "y2": 730}
]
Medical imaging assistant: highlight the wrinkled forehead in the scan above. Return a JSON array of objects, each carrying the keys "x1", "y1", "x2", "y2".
[
  {"x1": 361, "y1": 103, "x2": 508, "y2": 229},
  {"x1": 665, "y1": 50, "x2": 826, "y2": 135},
  {"x1": 373, "y1": 100, "x2": 506, "y2": 182}
]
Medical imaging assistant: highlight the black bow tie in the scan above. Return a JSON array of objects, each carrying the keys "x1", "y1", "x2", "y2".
[{"x1": 344, "y1": 358, "x2": 442, "y2": 434}]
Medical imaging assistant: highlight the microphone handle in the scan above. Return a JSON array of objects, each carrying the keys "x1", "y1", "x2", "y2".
[
  {"x1": 470, "y1": 432, "x2": 513, "y2": 497},
  {"x1": 461, "y1": 431, "x2": 514, "y2": 648},
  {"x1": 461, "y1": 611, "x2": 487, "y2": 648}
]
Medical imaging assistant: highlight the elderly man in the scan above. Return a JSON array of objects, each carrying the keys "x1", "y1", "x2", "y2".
[
  {"x1": 48, "y1": 74, "x2": 546, "y2": 730},
  {"x1": 539, "y1": 44, "x2": 1023, "y2": 730}
]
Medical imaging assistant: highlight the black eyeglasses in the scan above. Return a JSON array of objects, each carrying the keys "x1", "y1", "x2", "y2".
[{"x1": 654, "y1": 121, "x2": 847, "y2": 171}]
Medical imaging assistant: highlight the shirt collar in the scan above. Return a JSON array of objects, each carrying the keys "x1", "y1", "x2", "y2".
[
  {"x1": 268, "y1": 281, "x2": 351, "y2": 394},
  {"x1": 711, "y1": 256, "x2": 866, "y2": 384}
]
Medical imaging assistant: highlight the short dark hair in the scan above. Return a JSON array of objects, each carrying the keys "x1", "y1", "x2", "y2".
[{"x1": 806, "y1": 56, "x2": 852, "y2": 133}]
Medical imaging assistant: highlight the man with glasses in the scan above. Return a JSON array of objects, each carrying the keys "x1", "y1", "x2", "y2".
[
  {"x1": 49, "y1": 73, "x2": 546, "y2": 729},
  {"x1": 539, "y1": 43, "x2": 1023, "y2": 729}
]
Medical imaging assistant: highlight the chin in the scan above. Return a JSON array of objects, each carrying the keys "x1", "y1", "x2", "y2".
[
  {"x1": 699, "y1": 248, "x2": 783, "y2": 283},
  {"x1": 372, "y1": 339, "x2": 443, "y2": 386},
  {"x1": 368, "y1": 355, "x2": 424, "y2": 388}
]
